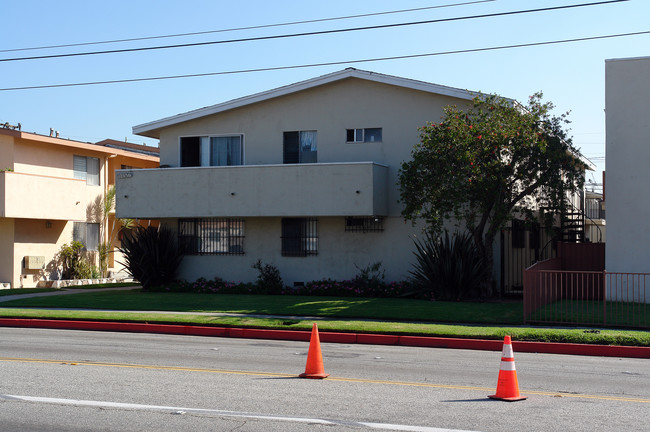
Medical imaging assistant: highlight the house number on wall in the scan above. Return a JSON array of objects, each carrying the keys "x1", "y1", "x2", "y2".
[{"x1": 117, "y1": 172, "x2": 133, "y2": 179}]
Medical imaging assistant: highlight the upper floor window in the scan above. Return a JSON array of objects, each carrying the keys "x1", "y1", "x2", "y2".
[
  {"x1": 178, "y1": 218, "x2": 245, "y2": 255},
  {"x1": 73, "y1": 155, "x2": 100, "y2": 185},
  {"x1": 283, "y1": 131, "x2": 317, "y2": 164},
  {"x1": 180, "y1": 135, "x2": 243, "y2": 167},
  {"x1": 346, "y1": 128, "x2": 382, "y2": 143}
]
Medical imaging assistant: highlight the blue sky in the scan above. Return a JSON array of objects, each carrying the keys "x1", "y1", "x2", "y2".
[{"x1": 2, "y1": 0, "x2": 648, "y2": 187}]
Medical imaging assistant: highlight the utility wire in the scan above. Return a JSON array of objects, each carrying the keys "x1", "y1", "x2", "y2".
[
  {"x1": 2, "y1": 29, "x2": 647, "y2": 92},
  {"x1": 0, "y1": 0, "x2": 629, "y2": 63},
  {"x1": 0, "y1": 0, "x2": 496, "y2": 53}
]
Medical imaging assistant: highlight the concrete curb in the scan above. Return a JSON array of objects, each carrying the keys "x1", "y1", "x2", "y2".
[{"x1": 1, "y1": 318, "x2": 649, "y2": 359}]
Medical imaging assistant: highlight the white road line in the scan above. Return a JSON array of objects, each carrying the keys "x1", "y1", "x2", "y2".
[{"x1": 1, "y1": 394, "x2": 480, "y2": 432}]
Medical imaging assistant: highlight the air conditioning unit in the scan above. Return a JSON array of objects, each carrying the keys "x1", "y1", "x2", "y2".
[{"x1": 24, "y1": 256, "x2": 45, "y2": 270}]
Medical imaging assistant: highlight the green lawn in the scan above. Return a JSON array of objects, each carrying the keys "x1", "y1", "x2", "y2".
[
  {"x1": 527, "y1": 299, "x2": 650, "y2": 328},
  {"x1": 0, "y1": 288, "x2": 58, "y2": 296},
  {"x1": 1, "y1": 288, "x2": 649, "y2": 346},
  {"x1": 0, "y1": 289, "x2": 522, "y2": 324}
]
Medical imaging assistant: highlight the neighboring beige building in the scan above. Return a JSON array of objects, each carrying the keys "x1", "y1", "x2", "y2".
[
  {"x1": 585, "y1": 190, "x2": 605, "y2": 244},
  {"x1": 0, "y1": 126, "x2": 159, "y2": 288},
  {"x1": 606, "y1": 56, "x2": 650, "y2": 275},
  {"x1": 118, "y1": 69, "x2": 479, "y2": 285}
]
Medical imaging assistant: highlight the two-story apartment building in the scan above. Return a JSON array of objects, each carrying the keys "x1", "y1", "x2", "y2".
[
  {"x1": 0, "y1": 126, "x2": 159, "y2": 288},
  {"x1": 117, "y1": 68, "x2": 490, "y2": 286}
]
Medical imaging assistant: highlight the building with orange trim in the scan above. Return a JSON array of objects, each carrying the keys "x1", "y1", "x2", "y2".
[{"x1": 0, "y1": 126, "x2": 159, "y2": 288}]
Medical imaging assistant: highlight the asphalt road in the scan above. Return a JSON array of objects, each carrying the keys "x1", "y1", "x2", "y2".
[{"x1": 1, "y1": 327, "x2": 648, "y2": 431}]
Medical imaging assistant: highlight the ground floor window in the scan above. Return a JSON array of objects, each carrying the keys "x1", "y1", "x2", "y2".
[
  {"x1": 344, "y1": 216, "x2": 384, "y2": 233},
  {"x1": 178, "y1": 218, "x2": 245, "y2": 255},
  {"x1": 73, "y1": 222, "x2": 100, "y2": 251},
  {"x1": 281, "y1": 218, "x2": 318, "y2": 256}
]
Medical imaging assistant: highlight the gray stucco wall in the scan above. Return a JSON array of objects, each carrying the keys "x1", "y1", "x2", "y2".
[
  {"x1": 129, "y1": 77, "x2": 471, "y2": 284},
  {"x1": 605, "y1": 57, "x2": 650, "y2": 274}
]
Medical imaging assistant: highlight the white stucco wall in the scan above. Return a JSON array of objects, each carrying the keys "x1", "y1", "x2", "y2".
[
  {"x1": 605, "y1": 56, "x2": 650, "y2": 274},
  {"x1": 167, "y1": 216, "x2": 426, "y2": 285}
]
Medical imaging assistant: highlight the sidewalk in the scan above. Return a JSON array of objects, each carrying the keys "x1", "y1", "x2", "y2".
[
  {"x1": 1, "y1": 287, "x2": 649, "y2": 359},
  {"x1": 0, "y1": 286, "x2": 136, "y2": 302}
]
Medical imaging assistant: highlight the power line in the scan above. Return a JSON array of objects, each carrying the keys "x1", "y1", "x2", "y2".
[
  {"x1": 0, "y1": 0, "x2": 629, "y2": 63},
  {"x1": 2, "y1": 29, "x2": 648, "y2": 92},
  {"x1": 0, "y1": 1, "x2": 496, "y2": 53}
]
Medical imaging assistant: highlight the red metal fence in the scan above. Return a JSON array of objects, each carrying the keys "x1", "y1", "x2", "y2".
[
  {"x1": 523, "y1": 242, "x2": 648, "y2": 328},
  {"x1": 524, "y1": 268, "x2": 650, "y2": 328}
]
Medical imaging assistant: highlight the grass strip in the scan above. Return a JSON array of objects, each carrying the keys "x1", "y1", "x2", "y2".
[
  {"x1": 0, "y1": 308, "x2": 648, "y2": 346},
  {"x1": 528, "y1": 300, "x2": 650, "y2": 328},
  {"x1": 0, "y1": 288, "x2": 58, "y2": 296}
]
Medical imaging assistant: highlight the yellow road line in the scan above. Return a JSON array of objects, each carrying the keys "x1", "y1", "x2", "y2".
[{"x1": 3, "y1": 357, "x2": 649, "y2": 404}]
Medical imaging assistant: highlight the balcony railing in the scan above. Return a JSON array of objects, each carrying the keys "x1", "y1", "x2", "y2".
[
  {"x1": 116, "y1": 162, "x2": 389, "y2": 219},
  {"x1": 585, "y1": 198, "x2": 605, "y2": 220}
]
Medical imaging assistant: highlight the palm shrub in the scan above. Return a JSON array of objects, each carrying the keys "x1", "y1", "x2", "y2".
[
  {"x1": 410, "y1": 231, "x2": 490, "y2": 300},
  {"x1": 118, "y1": 226, "x2": 183, "y2": 291}
]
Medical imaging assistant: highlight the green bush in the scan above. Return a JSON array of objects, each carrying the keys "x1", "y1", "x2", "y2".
[
  {"x1": 352, "y1": 262, "x2": 386, "y2": 296},
  {"x1": 57, "y1": 241, "x2": 85, "y2": 279},
  {"x1": 251, "y1": 259, "x2": 284, "y2": 294},
  {"x1": 165, "y1": 277, "x2": 258, "y2": 294},
  {"x1": 74, "y1": 257, "x2": 100, "y2": 279},
  {"x1": 410, "y1": 231, "x2": 490, "y2": 301},
  {"x1": 118, "y1": 226, "x2": 183, "y2": 291},
  {"x1": 56, "y1": 242, "x2": 101, "y2": 280}
]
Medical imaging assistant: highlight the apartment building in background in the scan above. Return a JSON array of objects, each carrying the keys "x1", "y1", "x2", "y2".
[{"x1": 0, "y1": 126, "x2": 159, "y2": 288}]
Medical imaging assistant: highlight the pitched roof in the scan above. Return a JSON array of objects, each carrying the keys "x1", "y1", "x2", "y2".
[
  {"x1": 132, "y1": 68, "x2": 478, "y2": 138},
  {"x1": 0, "y1": 128, "x2": 159, "y2": 162},
  {"x1": 95, "y1": 138, "x2": 160, "y2": 156}
]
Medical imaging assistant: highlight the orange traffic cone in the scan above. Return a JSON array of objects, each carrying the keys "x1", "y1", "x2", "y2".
[
  {"x1": 488, "y1": 335, "x2": 527, "y2": 401},
  {"x1": 299, "y1": 323, "x2": 329, "y2": 379}
]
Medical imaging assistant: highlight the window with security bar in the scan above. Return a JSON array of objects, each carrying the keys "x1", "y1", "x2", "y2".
[
  {"x1": 178, "y1": 218, "x2": 245, "y2": 255},
  {"x1": 344, "y1": 217, "x2": 384, "y2": 233},
  {"x1": 281, "y1": 218, "x2": 318, "y2": 256}
]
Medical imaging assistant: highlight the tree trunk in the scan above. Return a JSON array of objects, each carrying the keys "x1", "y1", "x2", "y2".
[
  {"x1": 482, "y1": 232, "x2": 496, "y2": 298},
  {"x1": 472, "y1": 227, "x2": 495, "y2": 298}
]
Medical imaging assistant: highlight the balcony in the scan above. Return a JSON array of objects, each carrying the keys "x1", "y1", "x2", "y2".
[
  {"x1": 0, "y1": 171, "x2": 87, "y2": 220},
  {"x1": 585, "y1": 198, "x2": 606, "y2": 220},
  {"x1": 116, "y1": 162, "x2": 389, "y2": 219}
]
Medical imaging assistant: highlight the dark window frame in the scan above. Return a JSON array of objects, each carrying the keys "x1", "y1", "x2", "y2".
[
  {"x1": 344, "y1": 216, "x2": 384, "y2": 233},
  {"x1": 178, "y1": 218, "x2": 245, "y2": 256},
  {"x1": 346, "y1": 128, "x2": 382, "y2": 143},
  {"x1": 281, "y1": 218, "x2": 318, "y2": 256},
  {"x1": 283, "y1": 130, "x2": 317, "y2": 164},
  {"x1": 180, "y1": 135, "x2": 244, "y2": 167}
]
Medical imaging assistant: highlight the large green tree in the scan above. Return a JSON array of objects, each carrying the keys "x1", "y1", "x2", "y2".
[{"x1": 399, "y1": 93, "x2": 585, "y2": 294}]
